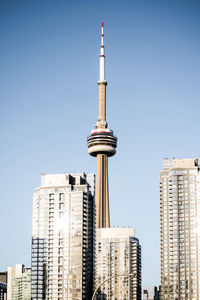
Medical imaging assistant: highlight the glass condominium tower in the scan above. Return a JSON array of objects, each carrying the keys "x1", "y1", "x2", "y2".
[
  {"x1": 160, "y1": 158, "x2": 200, "y2": 300},
  {"x1": 31, "y1": 173, "x2": 95, "y2": 300}
]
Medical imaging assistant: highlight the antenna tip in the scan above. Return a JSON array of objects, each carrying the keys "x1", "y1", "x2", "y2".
[{"x1": 102, "y1": 20, "x2": 104, "y2": 27}]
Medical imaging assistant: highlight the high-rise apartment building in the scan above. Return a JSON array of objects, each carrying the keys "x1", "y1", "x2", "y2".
[
  {"x1": 7, "y1": 264, "x2": 31, "y2": 300},
  {"x1": 95, "y1": 228, "x2": 141, "y2": 300},
  {"x1": 31, "y1": 173, "x2": 95, "y2": 300},
  {"x1": 87, "y1": 22, "x2": 117, "y2": 228},
  {"x1": 160, "y1": 158, "x2": 200, "y2": 299}
]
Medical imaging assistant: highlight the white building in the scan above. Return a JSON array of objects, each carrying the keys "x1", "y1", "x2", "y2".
[
  {"x1": 31, "y1": 173, "x2": 95, "y2": 300},
  {"x1": 160, "y1": 158, "x2": 200, "y2": 299},
  {"x1": 95, "y1": 227, "x2": 141, "y2": 299},
  {"x1": 7, "y1": 264, "x2": 31, "y2": 300}
]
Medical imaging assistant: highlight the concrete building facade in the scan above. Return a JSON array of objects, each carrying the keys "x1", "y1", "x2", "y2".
[
  {"x1": 31, "y1": 173, "x2": 95, "y2": 300},
  {"x1": 95, "y1": 228, "x2": 141, "y2": 300},
  {"x1": 160, "y1": 158, "x2": 200, "y2": 299}
]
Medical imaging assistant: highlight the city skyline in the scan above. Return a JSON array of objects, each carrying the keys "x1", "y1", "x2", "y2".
[{"x1": 1, "y1": 0, "x2": 200, "y2": 288}]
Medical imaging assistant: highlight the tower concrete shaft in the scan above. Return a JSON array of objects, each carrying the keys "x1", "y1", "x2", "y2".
[
  {"x1": 96, "y1": 154, "x2": 109, "y2": 228},
  {"x1": 87, "y1": 21, "x2": 117, "y2": 228}
]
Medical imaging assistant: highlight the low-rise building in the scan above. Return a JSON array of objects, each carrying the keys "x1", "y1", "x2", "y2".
[{"x1": 7, "y1": 264, "x2": 31, "y2": 300}]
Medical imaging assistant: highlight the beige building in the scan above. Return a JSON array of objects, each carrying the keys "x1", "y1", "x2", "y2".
[
  {"x1": 160, "y1": 158, "x2": 200, "y2": 299},
  {"x1": 7, "y1": 264, "x2": 30, "y2": 300},
  {"x1": 95, "y1": 228, "x2": 141, "y2": 299},
  {"x1": 31, "y1": 173, "x2": 95, "y2": 299},
  {"x1": 7, "y1": 264, "x2": 24, "y2": 300}
]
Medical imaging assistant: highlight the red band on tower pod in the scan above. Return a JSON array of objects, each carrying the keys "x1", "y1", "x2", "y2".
[
  {"x1": 102, "y1": 21, "x2": 104, "y2": 27},
  {"x1": 100, "y1": 55, "x2": 105, "y2": 57}
]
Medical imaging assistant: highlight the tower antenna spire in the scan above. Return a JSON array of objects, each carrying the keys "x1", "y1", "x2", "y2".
[
  {"x1": 100, "y1": 20, "x2": 105, "y2": 82},
  {"x1": 101, "y1": 20, "x2": 104, "y2": 47}
]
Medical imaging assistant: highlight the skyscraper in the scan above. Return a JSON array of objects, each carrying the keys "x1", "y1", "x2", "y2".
[
  {"x1": 160, "y1": 158, "x2": 200, "y2": 299},
  {"x1": 31, "y1": 173, "x2": 95, "y2": 300},
  {"x1": 95, "y1": 228, "x2": 141, "y2": 300},
  {"x1": 87, "y1": 22, "x2": 117, "y2": 228}
]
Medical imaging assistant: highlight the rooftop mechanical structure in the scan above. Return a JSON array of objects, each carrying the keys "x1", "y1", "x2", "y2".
[{"x1": 87, "y1": 22, "x2": 117, "y2": 228}]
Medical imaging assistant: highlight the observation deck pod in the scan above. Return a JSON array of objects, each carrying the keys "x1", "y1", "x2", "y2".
[{"x1": 87, "y1": 128, "x2": 117, "y2": 157}]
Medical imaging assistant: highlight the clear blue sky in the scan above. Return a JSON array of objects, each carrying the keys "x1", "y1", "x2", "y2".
[{"x1": 1, "y1": 0, "x2": 200, "y2": 288}]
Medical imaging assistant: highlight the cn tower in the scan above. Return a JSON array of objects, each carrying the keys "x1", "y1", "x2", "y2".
[{"x1": 87, "y1": 22, "x2": 117, "y2": 228}]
